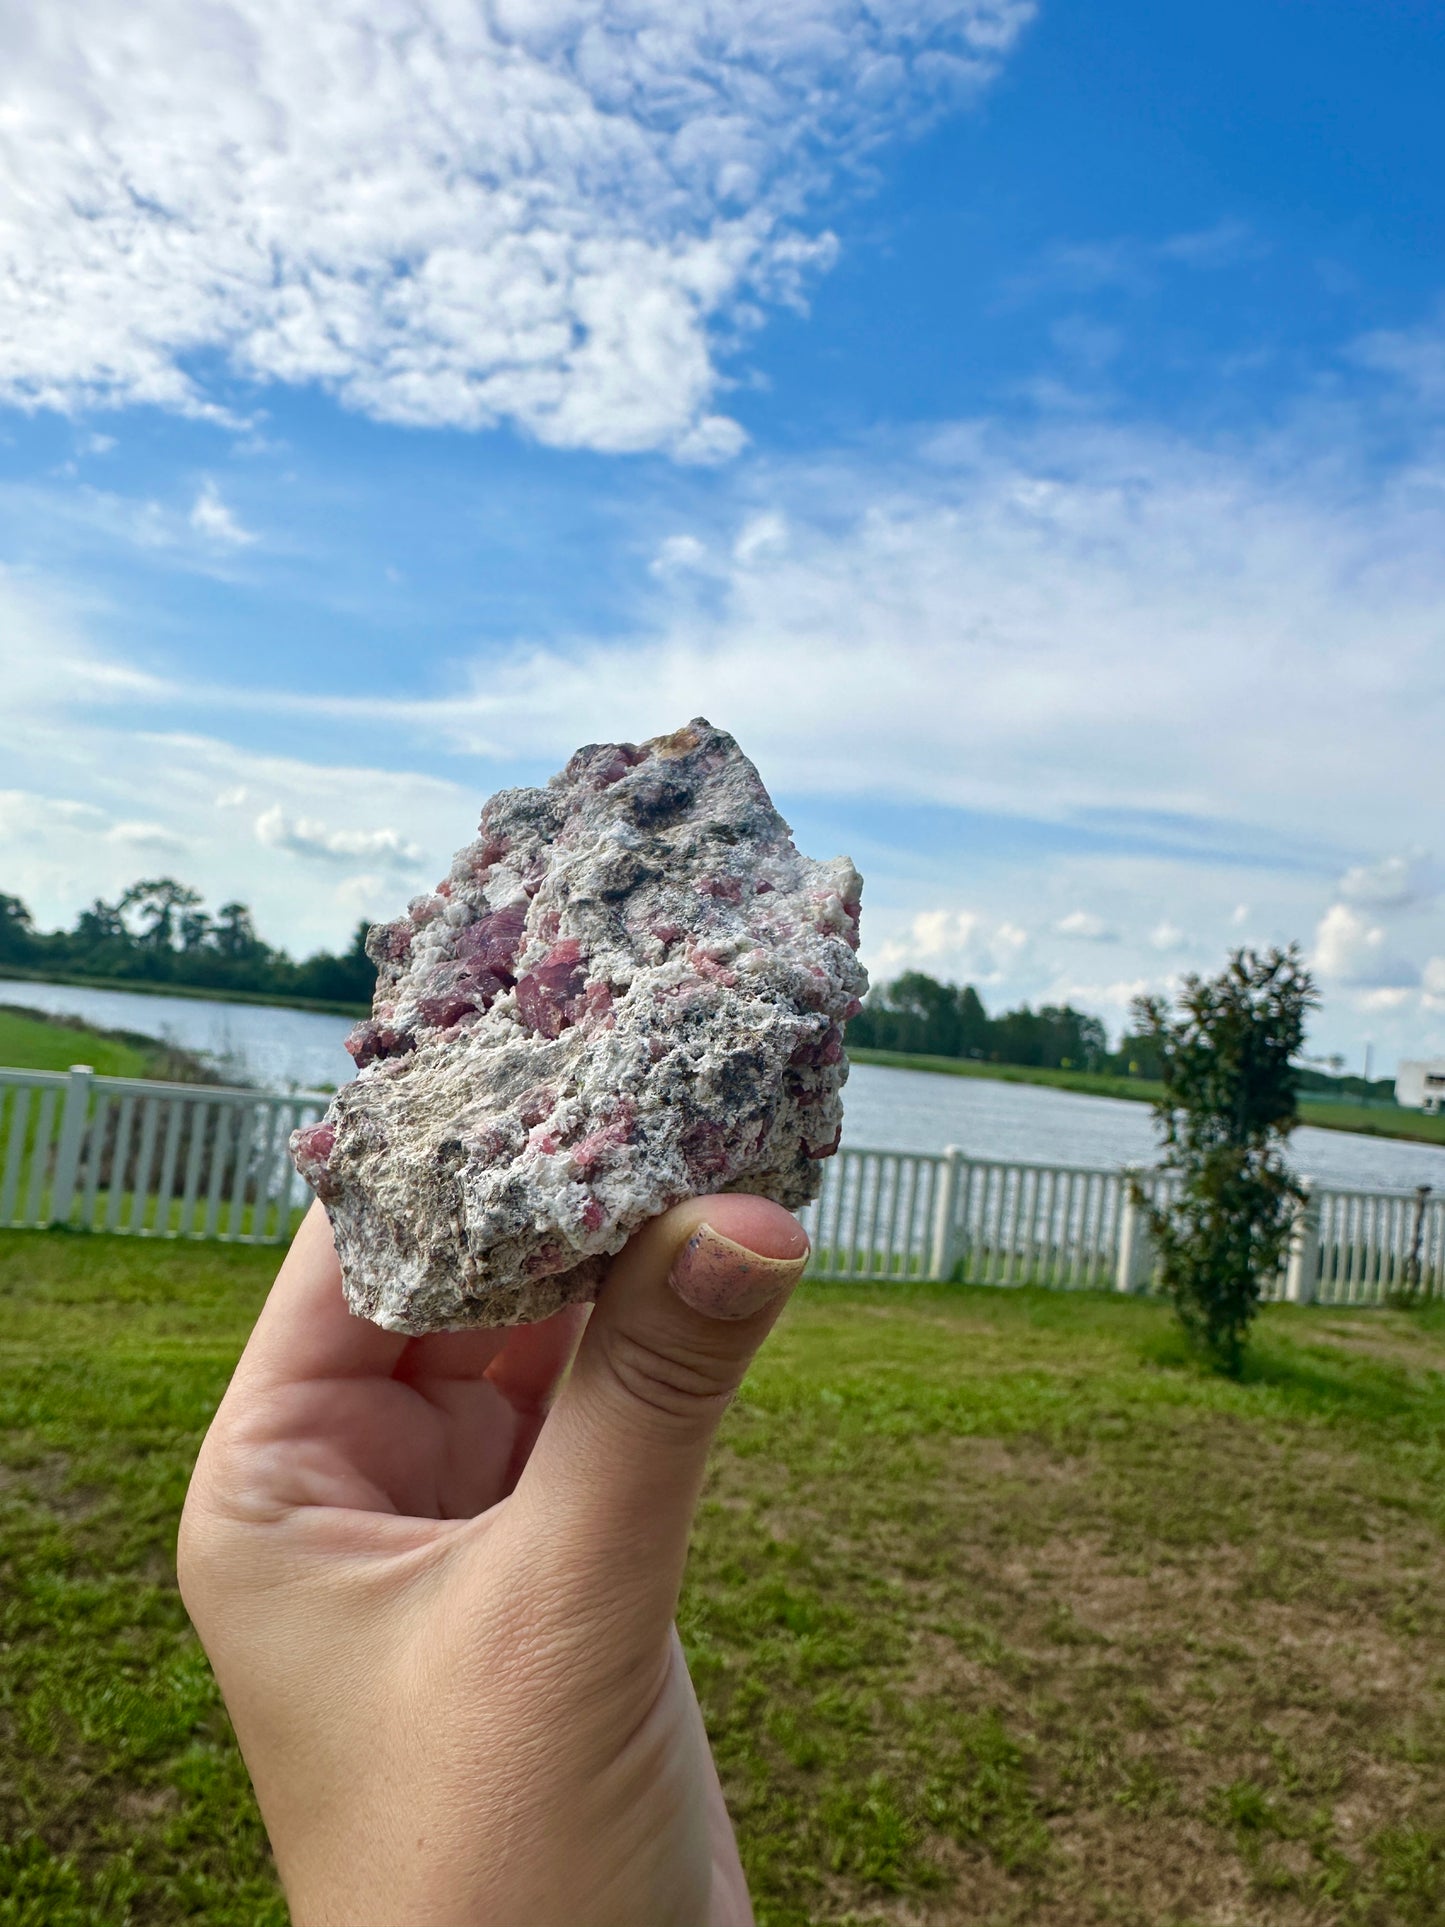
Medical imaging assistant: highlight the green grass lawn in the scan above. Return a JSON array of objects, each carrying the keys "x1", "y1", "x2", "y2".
[
  {"x1": 3, "y1": 1234, "x2": 1444, "y2": 1925},
  {"x1": 0, "y1": 1008, "x2": 163, "y2": 1081},
  {"x1": 849, "y1": 1047, "x2": 1445, "y2": 1150},
  {"x1": 0, "y1": 1007, "x2": 218, "y2": 1085}
]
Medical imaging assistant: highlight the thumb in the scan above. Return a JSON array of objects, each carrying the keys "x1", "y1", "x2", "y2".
[{"x1": 511, "y1": 1192, "x2": 809, "y2": 1640}]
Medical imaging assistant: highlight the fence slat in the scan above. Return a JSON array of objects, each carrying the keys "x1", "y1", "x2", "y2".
[
  {"x1": 152, "y1": 1097, "x2": 185, "y2": 1237},
  {"x1": 130, "y1": 1098, "x2": 161, "y2": 1234},
  {"x1": 225, "y1": 1104, "x2": 258, "y2": 1241},
  {"x1": 1, "y1": 1086, "x2": 30, "y2": 1226},
  {"x1": 104, "y1": 1097, "x2": 136, "y2": 1233},
  {"x1": 203, "y1": 1106, "x2": 237, "y2": 1239}
]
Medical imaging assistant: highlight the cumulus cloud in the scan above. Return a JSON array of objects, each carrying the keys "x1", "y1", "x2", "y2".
[
  {"x1": 0, "y1": 0, "x2": 1032, "y2": 455},
  {"x1": 1312, "y1": 904, "x2": 1418, "y2": 990},
  {"x1": 872, "y1": 907, "x2": 1028, "y2": 985},
  {"x1": 1149, "y1": 920, "x2": 1187, "y2": 952},
  {"x1": 254, "y1": 804, "x2": 424, "y2": 868},
  {"x1": 189, "y1": 480, "x2": 257, "y2": 547},
  {"x1": 1338, "y1": 851, "x2": 1438, "y2": 911},
  {"x1": 1055, "y1": 909, "x2": 1118, "y2": 942}
]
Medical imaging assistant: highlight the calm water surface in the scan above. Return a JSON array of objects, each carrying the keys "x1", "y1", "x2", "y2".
[{"x1": 4, "y1": 979, "x2": 1442, "y2": 1194}]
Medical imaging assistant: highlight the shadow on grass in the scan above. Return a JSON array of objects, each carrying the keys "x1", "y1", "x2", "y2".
[{"x1": 1135, "y1": 1318, "x2": 1445, "y2": 1433}]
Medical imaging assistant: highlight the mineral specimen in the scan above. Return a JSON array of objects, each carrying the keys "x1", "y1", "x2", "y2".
[{"x1": 290, "y1": 718, "x2": 865, "y2": 1332}]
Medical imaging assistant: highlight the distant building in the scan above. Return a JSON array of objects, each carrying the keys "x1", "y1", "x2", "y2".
[{"x1": 1395, "y1": 1060, "x2": 1445, "y2": 1115}]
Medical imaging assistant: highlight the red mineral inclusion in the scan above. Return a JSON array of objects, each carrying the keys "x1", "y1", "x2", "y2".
[
  {"x1": 292, "y1": 1121, "x2": 338, "y2": 1197},
  {"x1": 345, "y1": 1021, "x2": 417, "y2": 1069},
  {"x1": 514, "y1": 937, "x2": 589, "y2": 1038},
  {"x1": 569, "y1": 1102, "x2": 635, "y2": 1173},
  {"x1": 457, "y1": 902, "x2": 527, "y2": 976}
]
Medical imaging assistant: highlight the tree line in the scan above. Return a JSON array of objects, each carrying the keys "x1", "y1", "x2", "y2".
[
  {"x1": 847, "y1": 970, "x2": 1163, "y2": 1077},
  {"x1": 0, "y1": 879, "x2": 375, "y2": 1007}
]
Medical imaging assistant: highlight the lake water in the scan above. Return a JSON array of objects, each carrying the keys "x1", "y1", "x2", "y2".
[{"x1": 4, "y1": 977, "x2": 1443, "y2": 1195}]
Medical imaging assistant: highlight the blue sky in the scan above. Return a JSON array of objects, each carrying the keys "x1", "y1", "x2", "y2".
[{"x1": 3, "y1": 0, "x2": 1444, "y2": 1069}]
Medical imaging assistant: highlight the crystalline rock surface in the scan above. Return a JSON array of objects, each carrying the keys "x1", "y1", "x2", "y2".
[{"x1": 290, "y1": 719, "x2": 866, "y2": 1332}]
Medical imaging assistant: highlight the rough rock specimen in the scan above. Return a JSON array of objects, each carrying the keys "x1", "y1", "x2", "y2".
[{"x1": 291, "y1": 718, "x2": 865, "y2": 1332}]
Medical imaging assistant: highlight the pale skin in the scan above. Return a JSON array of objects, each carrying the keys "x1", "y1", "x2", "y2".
[{"x1": 178, "y1": 1192, "x2": 811, "y2": 1927}]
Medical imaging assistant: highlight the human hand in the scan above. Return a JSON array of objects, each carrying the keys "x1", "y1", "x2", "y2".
[{"x1": 178, "y1": 1194, "x2": 809, "y2": 1927}]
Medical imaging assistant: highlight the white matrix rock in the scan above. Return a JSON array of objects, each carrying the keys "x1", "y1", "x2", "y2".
[{"x1": 291, "y1": 719, "x2": 865, "y2": 1331}]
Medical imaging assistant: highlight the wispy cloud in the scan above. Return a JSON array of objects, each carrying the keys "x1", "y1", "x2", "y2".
[
  {"x1": 1351, "y1": 301, "x2": 1445, "y2": 406},
  {"x1": 0, "y1": 0, "x2": 1033, "y2": 457},
  {"x1": 189, "y1": 480, "x2": 257, "y2": 548},
  {"x1": 1055, "y1": 910, "x2": 1119, "y2": 942},
  {"x1": 1006, "y1": 219, "x2": 1262, "y2": 304}
]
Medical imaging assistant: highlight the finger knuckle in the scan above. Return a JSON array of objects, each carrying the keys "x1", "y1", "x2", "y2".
[{"x1": 599, "y1": 1325, "x2": 740, "y2": 1424}]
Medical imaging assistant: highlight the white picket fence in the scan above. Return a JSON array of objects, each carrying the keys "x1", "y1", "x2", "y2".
[
  {"x1": 796, "y1": 1144, "x2": 1444, "y2": 1306},
  {"x1": 2, "y1": 1064, "x2": 1441, "y2": 1302},
  {"x1": 0, "y1": 1065, "x2": 327, "y2": 1244}
]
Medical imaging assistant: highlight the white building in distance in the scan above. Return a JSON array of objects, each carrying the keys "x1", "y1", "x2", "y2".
[{"x1": 1395, "y1": 1060, "x2": 1445, "y2": 1115}]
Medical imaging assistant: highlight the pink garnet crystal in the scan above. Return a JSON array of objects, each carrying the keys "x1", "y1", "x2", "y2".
[{"x1": 289, "y1": 718, "x2": 866, "y2": 1333}]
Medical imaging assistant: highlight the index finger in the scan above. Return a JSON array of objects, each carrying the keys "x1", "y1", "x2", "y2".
[{"x1": 231, "y1": 1199, "x2": 412, "y2": 1393}]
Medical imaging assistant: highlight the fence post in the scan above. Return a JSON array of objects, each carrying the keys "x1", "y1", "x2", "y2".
[
  {"x1": 1285, "y1": 1186, "x2": 1319, "y2": 1305},
  {"x1": 929, "y1": 1145, "x2": 964, "y2": 1281},
  {"x1": 1115, "y1": 1172, "x2": 1153, "y2": 1293},
  {"x1": 50, "y1": 1064, "x2": 94, "y2": 1228}
]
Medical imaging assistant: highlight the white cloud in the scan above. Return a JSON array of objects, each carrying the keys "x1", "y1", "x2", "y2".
[
  {"x1": 254, "y1": 803, "x2": 424, "y2": 869},
  {"x1": 1230, "y1": 904, "x2": 1250, "y2": 927},
  {"x1": 0, "y1": 0, "x2": 1032, "y2": 456},
  {"x1": 1055, "y1": 909, "x2": 1118, "y2": 942},
  {"x1": 649, "y1": 533, "x2": 711, "y2": 577},
  {"x1": 734, "y1": 511, "x2": 790, "y2": 564},
  {"x1": 189, "y1": 480, "x2": 257, "y2": 547},
  {"x1": 1338, "y1": 851, "x2": 1437, "y2": 911},
  {"x1": 873, "y1": 907, "x2": 1028, "y2": 985},
  {"x1": 1049, "y1": 974, "x2": 1155, "y2": 1016},
  {"x1": 1156, "y1": 219, "x2": 1258, "y2": 269},
  {"x1": 1352, "y1": 303, "x2": 1445, "y2": 407},
  {"x1": 1357, "y1": 987, "x2": 1415, "y2": 1014},
  {"x1": 1312, "y1": 903, "x2": 1418, "y2": 990},
  {"x1": 105, "y1": 820, "x2": 188, "y2": 852},
  {"x1": 1149, "y1": 920, "x2": 1187, "y2": 952}
]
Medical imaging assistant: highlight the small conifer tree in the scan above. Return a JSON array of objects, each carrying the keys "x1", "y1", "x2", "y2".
[{"x1": 1132, "y1": 947, "x2": 1317, "y2": 1374}]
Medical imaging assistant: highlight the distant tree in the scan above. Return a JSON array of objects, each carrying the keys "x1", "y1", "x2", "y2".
[
  {"x1": 291, "y1": 921, "x2": 376, "y2": 1005},
  {"x1": 71, "y1": 897, "x2": 127, "y2": 949},
  {"x1": 0, "y1": 892, "x2": 34, "y2": 961},
  {"x1": 1112, "y1": 1030, "x2": 1162, "y2": 1080},
  {"x1": 2, "y1": 878, "x2": 375, "y2": 1009},
  {"x1": 1132, "y1": 947, "x2": 1317, "y2": 1375},
  {"x1": 179, "y1": 905, "x2": 214, "y2": 954},
  {"x1": 212, "y1": 901, "x2": 266, "y2": 962},
  {"x1": 120, "y1": 878, "x2": 204, "y2": 953}
]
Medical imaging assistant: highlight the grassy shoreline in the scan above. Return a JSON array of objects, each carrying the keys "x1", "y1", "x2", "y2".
[
  {"x1": 0, "y1": 1005, "x2": 222, "y2": 1084},
  {"x1": 848, "y1": 1046, "x2": 1445, "y2": 1149},
  {"x1": 0, "y1": 967, "x2": 367, "y2": 1021}
]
